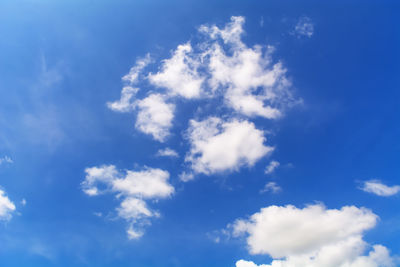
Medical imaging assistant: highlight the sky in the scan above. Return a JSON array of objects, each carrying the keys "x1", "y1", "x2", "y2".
[{"x1": 0, "y1": 0, "x2": 400, "y2": 266}]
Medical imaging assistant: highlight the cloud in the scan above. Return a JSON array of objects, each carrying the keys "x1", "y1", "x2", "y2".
[
  {"x1": 294, "y1": 16, "x2": 314, "y2": 38},
  {"x1": 360, "y1": 180, "x2": 400, "y2": 197},
  {"x1": 107, "y1": 55, "x2": 151, "y2": 112},
  {"x1": 107, "y1": 86, "x2": 138, "y2": 112},
  {"x1": 200, "y1": 16, "x2": 294, "y2": 119},
  {"x1": 135, "y1": 94, "x2": 175, "y2": 142},
  {"x1": 156, "y1": 148, "x2": 179, "y2": 158},
  {"x1": 148, "y1": 43, "x2": 204, "y2": 99},
  {"x1": 0, "y1": 189, "x2": 16, "y2": 221},
  {"x1": 108, "y1": 16, "x2": 298, "y2": 141},
  {"x1": 231, "y1": 204, "x2": 397, "y2": 267},
  {"x1": 122, "y1": 54, "x2": 151, "y2": 85},
  {"x1": 82, "y1": 165, "x2": 174, "y2": 238},
  {"x1": 264, "y1": 160, "x2": 279, "y2": 174},
  {"x1": 185, "y1": 117, "x2": 273, "y2": 175},
  {"x1": 179, "y1": 172, "x2": 194, "y2": 182},
  {"x1": 260, "y1": 182, "x2": 281, "y2": 194},
  {"x1": 0, "y1": 156, "x2": 13, "y2": 165}
]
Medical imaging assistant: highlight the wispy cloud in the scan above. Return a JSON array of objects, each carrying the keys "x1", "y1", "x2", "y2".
[
  {"x1": 260, "y1": 182, "x2": 281, "y2": 194},
  {"x1": 265, "y1": 160, "x2": 279, "y2": 174},
  {"x1": 293, "y1": 16, "x2": 314, "y2": 38},
  {"x1": 156, "y1": 148, "x2": 179, "y2": 158},
  {"x1": 360, "y1": 180, "x2": 400, "y2": 197},
  {"x1": 0, "y1": 156, "x2": 13, "y2": 165}
]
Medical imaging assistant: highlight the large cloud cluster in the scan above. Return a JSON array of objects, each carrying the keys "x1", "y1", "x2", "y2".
[
  {"x1": 232, "y1": 204, "x2": 396, "y2": 267},
  {"x1": 105, "y1": 16, "x2": 295, "y2": 179},
  {"x1": 82, "y1": 165, "x2": 174, "y2": 239}
]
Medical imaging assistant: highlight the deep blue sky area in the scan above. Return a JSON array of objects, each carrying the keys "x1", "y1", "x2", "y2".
[{"x1": 0, "y1": 1, "x2": 399, "y2": 266}]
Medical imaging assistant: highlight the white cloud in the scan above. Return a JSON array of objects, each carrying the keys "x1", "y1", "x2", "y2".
[
  {"x1": 265, "y1": 160, "x2": 279, "y2": 174},
  {"x1": 149, "y1": 43, "x2": 204, "y2": 99},
  {"x1": 179, "y1": 172, "x2": 195, "y2": 182},
  {"x1": 260, "y1": 182, "x2": 281, "y2": 194},
  {"x1": 107, "y1": 55, "x2": 151, "y2": 112},
  {"x1": 135, "y1": 94, "x2": 175, "y2": 142},
  {"x1": 109, "y1": 16, "x2": 298, "y2": 142},
  {"x1": 156, "y1": 148, "x2": 179, "y2": 158},
  {"x1": 107, "y1": 86, "x2": 138, "y2": 112},
  {"x1": 0, "y1": 189, "x2": 16, "y2": 221},
  {"x1": 185, "y1": 117, "x2": 273, "y2": 175},
  {"x1": 21, "y1": 198, "x2": 27, "y2": 206},
  {"x1": 122, "y1": 54, "x2": 151, "y2": 85},
  {"x1": 294, "y1": 16, "x2": 314, "y2": 38},
  {"x1": 0, "y1": 156, "x2": 13, "y2": 165},
  {"x1": 360, "y1": 180, "x2": 400, "y2": 197},
  {"x1": 200, "y1": 16, "x2": 294, "y2": 119},
  {"x1": 82, "y1": 165, "x2": 174, "y2": 238},
  {"x1": 231, "y1": 204, "x2": 397, "y2": 267}
]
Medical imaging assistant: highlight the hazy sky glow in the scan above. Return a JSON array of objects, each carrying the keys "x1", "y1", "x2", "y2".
[{"x1": 0, "y1": 1, "x2": 399, "y2": 266}]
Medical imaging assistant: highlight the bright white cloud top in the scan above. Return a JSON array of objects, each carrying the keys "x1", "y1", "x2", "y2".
[
  {"x1": 107, "y1": 16, "x2": 298, "y2": 143},
  {"x1": 0, "y1": 189, "x2": 16, "y2": 221},
  {"x1": 232, "y1": 204, "x2": 396, "y2": 267},
  {"x1": 185, "y1": 117, "x2": 273, "y2": 175},
  {"x1": 82, "y1": 165, "x2": 174, "y2": 239},
  {"x1": 360, "y1": 180, "x2": 400, "y2": 197}
]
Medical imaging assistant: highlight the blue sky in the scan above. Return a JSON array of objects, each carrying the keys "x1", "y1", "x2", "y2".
[{"x1": 0, "y1": 0, "x2": 399, "y2": 266}]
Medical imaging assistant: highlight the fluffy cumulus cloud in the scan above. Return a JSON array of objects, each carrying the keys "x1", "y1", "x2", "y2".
[
  {"x1": 294, "y1": 16, "x2": 314, "y2": 38},
  {"x1": 148, "y1": 43, "x2": 204, "y2": 99},
  {"x1": 0, "y1": 189, "x2": 16, "y2": 221},
  {"x1": 108, "y1": 16, "x2": 297, "y2": 142},
  {"x1": 200, "y1": 16, "x2": 294, "y2": 119},
  {"x1": 360, "y1": 180, "x2": 400, "y2": 197},
  {"x1": 135, "y1": 94, "x2": 175, "y2": 142},
  {"x1": 82, "y1": 165, "x2": 174, "y2": 239},
  {"x1": 185, "y1": 117, "x2": 273, "y2": 175},
  {"x1": 231, "y1": 204, "x2": 396, "y2": 267}
]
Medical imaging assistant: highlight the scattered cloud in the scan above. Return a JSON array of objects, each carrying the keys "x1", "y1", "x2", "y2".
[
  {"x1": 148, "y1": 43, "x2": 204, "y2": 99},
  {"x1": 360, "y1": 180, "x2": 400, "y2": 197},
  {"x1": 21, "y1": 199, "x2": 27, "y2": 206},
  {"x1": 0, "y1": 189, "x2": 16, "y2": 221},
  {"x1": 108, "y1": 16, "x2": 298, "y2": 142},
  {"x1": 264, "y1": 160, "x2": 279, "y2": 174},
  {"x1": 107, "y1": 86, "x2": 138, "y2": 112},
  {"x1": 82, "y1": 165, "x2": 174, "y2": 238},
  {"x1": 294, "y1": 16, "x2": 314, "y2": 38},
  {"x1": 185, "y1": 117, "x2": 273, "y2": 175},
  {"x1": 231, "y1": 204, "x2": 396, "y2": 267},
  {"x1": 179, "y1": 172, "x2": 194, "y2": 182},
  {"x1": 156, "y1": 148, "x2": 179, "y2": 158},
  {"x1": 135, "y1": 94, "x2": 175, "y2": 142},
  {"x1": 0, "y1": 156, "x2": 13, "y2": 165},
  {"x1": 122, "y1": 54, "x2": 152, "y2": 85},
  {"x1": 260, "y1": 182, "x2": 281, "y2": 194},
  {"x1": 201, "y1": 16, "x2": 294, "y2": 119}
]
